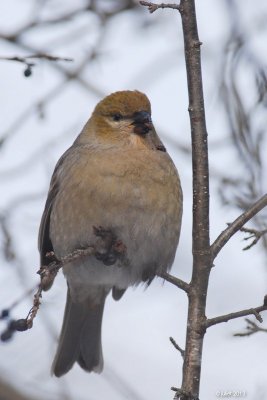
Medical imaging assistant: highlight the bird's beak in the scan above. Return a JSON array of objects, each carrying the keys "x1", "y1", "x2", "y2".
[{"x1": 131, "y1": 111, "x2": 153, "y2": 135}]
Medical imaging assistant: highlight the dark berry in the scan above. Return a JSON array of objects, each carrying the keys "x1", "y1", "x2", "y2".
[
  {"x1": 12, "y1": 319, "x2": 28, "y2": 332},
  {"x1": 1, "y1": 329, "x2": 13, "y2": 342},
  {"x1": 24, "y1": 66, "x2": 32, "y2": 77},
  {"x1": 0, "y1": 309, "x2": 9, "y2": 319}
]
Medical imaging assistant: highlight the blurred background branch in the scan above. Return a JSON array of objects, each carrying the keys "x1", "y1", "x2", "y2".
[
  {"x1": 218, "y1": 0, "x2": 267, "y2": 249},
  {"x1": 234, "y1": 318, "x2": 267, "y2": 337}
]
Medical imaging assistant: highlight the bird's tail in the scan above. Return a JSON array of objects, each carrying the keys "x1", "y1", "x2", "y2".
[{"x1": 52, "y1": 288, "x2": 106, "y2": 377}]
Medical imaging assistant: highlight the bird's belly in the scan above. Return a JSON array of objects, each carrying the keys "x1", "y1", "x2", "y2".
[
  {"x1": 63, "y1": 207, "x2": 179, "y2": 302},
  {"x1": 50, "y1": 153, "x2": 182, "y2": 301}
]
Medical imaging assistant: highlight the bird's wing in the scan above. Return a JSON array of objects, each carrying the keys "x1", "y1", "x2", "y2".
[
  {"x1": 38, "y1": 177, "x2": 58, "y2": 267},
  {"x1": 38, "y1": 148, "x2": 72, "y2": 270}
]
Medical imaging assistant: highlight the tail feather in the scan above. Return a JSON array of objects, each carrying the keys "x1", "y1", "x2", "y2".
[
  {"x1": 52, "y1": 288, "x2": 105, "y2": 377},
  {"x1": 78, "y1": 300, "x2": 105, "y2": 373}
]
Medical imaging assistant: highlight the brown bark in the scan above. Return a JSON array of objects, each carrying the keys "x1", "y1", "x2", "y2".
[{"x1": 178, "y1": 1, "x2": 211, "y2": 399}]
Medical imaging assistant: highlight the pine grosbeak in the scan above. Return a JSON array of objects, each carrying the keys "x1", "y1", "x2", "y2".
[{"x1": 39, "y1": 90, "x2": 183, "y2": 377}]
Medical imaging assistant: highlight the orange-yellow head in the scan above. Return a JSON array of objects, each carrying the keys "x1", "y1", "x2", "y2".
[{"x1": 77, "y1": 90, "x2": 164, "y2": 151}]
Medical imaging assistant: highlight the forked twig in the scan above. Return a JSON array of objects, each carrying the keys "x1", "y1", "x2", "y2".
[
  {"x1": 234, "y1": 318, "x2": 267, "y2": 337},
  {"x1": 240, "y1": 226, "x2": 267, "y2": 250}
]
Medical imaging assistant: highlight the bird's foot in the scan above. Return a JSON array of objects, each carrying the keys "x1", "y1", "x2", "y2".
[{"x1": 93, "y1": 226, "x2": 127, "y2": 266}]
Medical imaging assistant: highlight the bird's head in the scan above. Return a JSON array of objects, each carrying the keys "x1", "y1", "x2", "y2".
[{"x1": 78, "y1": 91, "x2": 165, "y2": 151}]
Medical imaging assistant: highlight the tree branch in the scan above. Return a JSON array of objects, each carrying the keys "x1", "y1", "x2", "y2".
[
  {"x1": 0, "y1": 54, "x2": 73, "y2": 64},
  {"x1": 37, "y1": 247, "x2": 95, "y2": 291},
  {"x1": 158, "y1": 271, "x2": 190, "y2": 293},
  {"x1": 211, "y1": 194, "x2": 267, "y2": 260},
  {"x1": 234, "y1": 318, "x2": 267, "y2": 337},
  {"x1": 0, "y1": 54, "x2": 73, "y2": 77},
  {"x1": 140, "y1": 1, "x2": 180, "y2": 13},
  {"x1": 240, "y1": 226, "x2": 267, "y2": 250},
  {"x1": 175, "y1": 1, "x2": 210, "y2": 399},
  {"x1": 206, "y1": 300, "x2": 267, "y2": 328},
  {"x1": 170, "y1": 336, "x2": 185, "y2": 358}
]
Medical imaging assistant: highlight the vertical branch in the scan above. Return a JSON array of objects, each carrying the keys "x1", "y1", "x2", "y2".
[{"x1": 179, "y1": 0, "x2": 211, "y2": 399}]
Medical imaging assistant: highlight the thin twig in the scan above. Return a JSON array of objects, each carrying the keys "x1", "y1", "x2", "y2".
[
  {"x1": 206, "y1": 301, "x2": 267, "y2": 328},
  {"x1": 158, "y1": 271, "x2": 190, "y2": 293},
  {"x1": 0, "y1": 214, "x2": 15, "y2": 261},
  {"x1": 27, "y1": 246, "x2": 95, "y2": 328},
  {"x1": 234, "y1": 318, "x2": 267, "y2": 337},
  {"x1": 37, "y1": 246, "x2": 95, "y2": 291},
  {"x1": 240, "y1": 226, "x2": 267, "y2": 250},
  {"x1": 171, "y1": 388, "x2": 198, "y2": 400},
  {"x1": 0, "y1": 54, "x2": 73, "y2": 77},
  {"x1": 26, "y1": 285, "x2": 43, "y2": 328},
  {"x1": 0, "y1": 54, "x2": 73, "y2": 64},
  {"x1": 211, "y1": 194, "x2": 267, "y2": 260},
  {"x1": 140, "y1": 1, "x2": 180, "y2": 13},
  {"x1": 170, "y1": 337, "x2": 185, "y2": 358}
]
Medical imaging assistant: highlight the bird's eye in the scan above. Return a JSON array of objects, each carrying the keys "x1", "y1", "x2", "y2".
[{"x1": 112, "y1": 113, "x2": 123, "y2": 122}]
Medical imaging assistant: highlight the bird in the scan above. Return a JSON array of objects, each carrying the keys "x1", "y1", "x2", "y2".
[{"x1": 38, "y1": 90, "x2": 183, "y2": 377}]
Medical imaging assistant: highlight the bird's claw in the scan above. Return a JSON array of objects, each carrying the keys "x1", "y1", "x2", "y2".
[{"x1": 93, "y1": 226, "x2": 127, "y2": 266}]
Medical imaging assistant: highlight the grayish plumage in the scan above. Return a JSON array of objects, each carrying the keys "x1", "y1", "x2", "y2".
[{"x1": 38, "y1": 91, "x2": 183, "y2": 377}]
